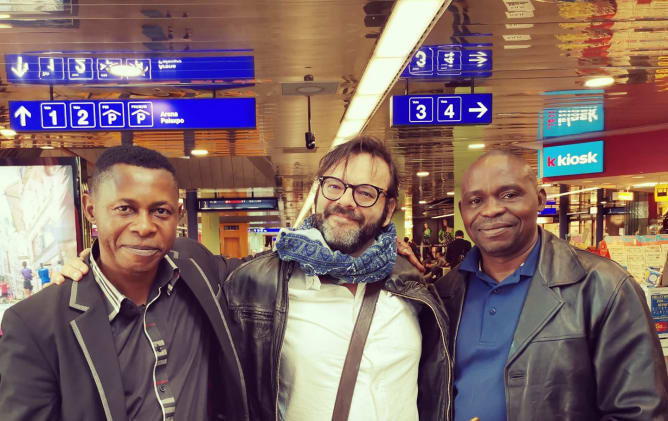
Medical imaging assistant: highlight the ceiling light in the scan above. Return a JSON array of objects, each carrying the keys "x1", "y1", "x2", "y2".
[
  {"x1": 0, "y1": 14, "x2": 11, "y2": 19},
  {"x1": 468, "y1": 143, "x2": 485, "y2": 149},
  {"x1": 1, "y1": 129, "x2": 17, "y2": 137},
  {"x1": 375, "y1": 0, "x2": 444, "y2": 58},
  {"x1": 630, "y1": 175, "x2": 645, "y2": 179},
  {"x1": 347, "y1": 95, "x2": 380, "y2": 120},
  {"x1": 432, "y1": 213, "x2": 455, "y2": 219},
  {"x1": 190, "y1": 149, "x2": 208, "y2": 156},
  {"x1": 547, "y1": 187, "x2": 599, "y2": 198},
  {"x1": 40, "y1": 146, "x2": 55, "y2": 150},
  {"x1": 584, "y1": 76, "x2": 614, "y2": 88},
  {"x1": 109, "y1": 63, "x2": 144, "y2": 78},
  {"x1": 632, "y1": 182, "x2": 657, "y2": 188},
  {"x1": 0, "y1": 24, "x2": 11, "y2": 29},
  {"x1": 295, "y1": 85, "x2": 324, "y2": 95},
  {"x1": 446, "y1": 191, "x2": 455, "y2": 196},
  {"x1": 540, "y1": 183, "x2": 552, "y2": 188},
  {"x1": 336, "y1": 119, "x2": 365, "y2": 140},
  {"x1": 416, "y1": 171, "x2": 429, "y2": 177},
  {"x1": 418, "y1": 200, "x2": 427, "y2": 205},
  {"x1": 356, "y1": 57, "x2": 405, "y2": 95}
]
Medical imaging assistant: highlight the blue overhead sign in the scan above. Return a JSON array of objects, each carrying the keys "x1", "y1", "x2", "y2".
[
  {"x1": 9, "y1": 98, "x2": 256, "y2": 131},
  {"x1": 199, "y1": 198, "x2": 278, "y2": 211},
  {"x1": 5, "y1": 54, "x2": 254, "y2": 84},
  {"x1": 539, "y1": 141, "x2": 604, "y2": 178},
  {"x1": 401, "y1": 45, "x2": 492, "y2": 79},
  {"x1": 391, "y1": 93, "x2": 492, "y2": 126}
]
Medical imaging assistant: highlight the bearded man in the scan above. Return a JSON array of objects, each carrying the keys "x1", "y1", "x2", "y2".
[{"x1": 224, "y1": 135, "x2": 450, "y2": 421}]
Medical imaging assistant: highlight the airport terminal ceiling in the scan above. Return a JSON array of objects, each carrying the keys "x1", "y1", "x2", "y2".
[{"x1": 1, "y1": 0, "x2": 668, "y2": 226}]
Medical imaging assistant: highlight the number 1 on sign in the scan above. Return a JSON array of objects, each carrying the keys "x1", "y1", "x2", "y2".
[{"x1": 48, "y1": 110, "x2": 58, "y2": 126}]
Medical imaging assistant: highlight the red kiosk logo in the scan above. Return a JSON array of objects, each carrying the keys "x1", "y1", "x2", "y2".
[{"x1": 546, "y1": 152, "x2": 598, "y2": 168}]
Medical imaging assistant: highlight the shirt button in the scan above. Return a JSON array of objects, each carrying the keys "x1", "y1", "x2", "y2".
[{"x1": 489, "y1": 307, "x2": 497, "y2": 315}]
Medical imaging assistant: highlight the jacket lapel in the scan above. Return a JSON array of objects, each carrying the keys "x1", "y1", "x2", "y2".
[
  {"x1": 177, "y1": 257, "x2": 248, "y2": 417},
  {"x1": 69, "y1": 275, "x2": 128, "y2": 421},
  {"x1": 506, "y1": 271, "x2": 563, "y2": 365},
  {"x1": 506, "y1": 229, "x2": 586, "y2": 365}
]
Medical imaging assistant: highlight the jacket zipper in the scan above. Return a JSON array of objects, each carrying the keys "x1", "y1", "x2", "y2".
[
  {"x1": 392, "y1": 290, "x2": 452, "y2": 421},
  {"x1": 274, "y1": 263, "x2": 293, "y2": 420},
  {"x1": 448, "y1": 289, "x2": 465, "y2": 421}
]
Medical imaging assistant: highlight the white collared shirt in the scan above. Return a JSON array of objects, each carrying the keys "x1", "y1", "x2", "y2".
[{"x1": 278, "y1": 270, "x2": 422, "y2": 421}]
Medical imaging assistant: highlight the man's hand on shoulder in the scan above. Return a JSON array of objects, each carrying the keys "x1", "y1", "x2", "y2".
[{"x1": 51, "y1": 249, "x2": 91, "y2": 284}]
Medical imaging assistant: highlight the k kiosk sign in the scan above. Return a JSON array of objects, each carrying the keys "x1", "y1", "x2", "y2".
[{"x1": 540, "y1": 140, "x2": 604, "y2": 178}]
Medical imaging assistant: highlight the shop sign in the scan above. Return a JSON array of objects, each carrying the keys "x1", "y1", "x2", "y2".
[
  {"x1": 612, "y1": 191, "x2": 634, "y2": 201},
  {"x1": 539, "y1": 140, "x2": 604, "y2": 177},
  {"x1": 655, "y1": 184, "x2": 668, "y2": 202}
]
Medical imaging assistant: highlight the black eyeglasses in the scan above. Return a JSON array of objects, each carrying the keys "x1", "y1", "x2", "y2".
[{"x1": 318, "y1": 176, "x2": 386, "y2": 208}]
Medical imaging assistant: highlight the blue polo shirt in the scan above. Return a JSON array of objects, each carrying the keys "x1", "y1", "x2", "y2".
[{"x1": 453, "y1": 233, "x2": 541, "y2": 421}]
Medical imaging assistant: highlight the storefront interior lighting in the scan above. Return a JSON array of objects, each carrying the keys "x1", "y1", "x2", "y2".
[
  {"x1": 446, "y1": 191, "x2": 455, "y2": 196},
  {"x1": 547, "y1": 186, "x2": 599, "y2": 199},
  {"x1": 632, "y1": 182, "x2": 657, "y2": 188},
  {"x1": 416, "y1": 171, "x2": 429, "y2": 177},
  {"x1": 190, "y1": 149, "x2": 208, "y2": 156},
  {"x1": 418, "y1": 200, "x2": 427, "y2": 204},
  {"x1": 40, "y1": 145, "x2": 55, "y2": 150},
  {"x1": 432, "y1": 213, "x2": 454, "y2": 219},
  {"x1": 0, "y1": 128, "x2": 17, "y2": 137},
  {"x1": 0, "y1": 24, "x2": 12, "y2": 29},
  {"x1": 584, "y1": 76, "x2": 614, "y2": 88},
  {"x1": 296, "y1": 0, "x2": 448, "y2": 227},
  {"x1": 468, "y1": 143, "x2": 485, "y2": 149}
]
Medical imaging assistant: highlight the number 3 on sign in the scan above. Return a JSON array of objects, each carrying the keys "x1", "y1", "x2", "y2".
[
  {"x1": 415, "y1": 51, "x2": 427, "y2": 68},
  {"x1": 409, "y1": 97, "x2": 433, "y2": 123}
]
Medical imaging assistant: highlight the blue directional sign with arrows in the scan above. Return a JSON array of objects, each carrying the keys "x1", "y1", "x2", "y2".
[
  {"x1": 5, "y1": 54, "x2": 254, "y2": 84},
  {"x1": 391, "y1": 93, "x2": 492, "y2": 126},
  {"x1": 400, "y1": 44, "x2": 492, "y2": 79},
  {"x1": 9, "y1": 98, "x2": 256, "y2": 131}
]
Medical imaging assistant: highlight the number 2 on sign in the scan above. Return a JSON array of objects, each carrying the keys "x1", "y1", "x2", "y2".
[{"x1": 77, "y1": 109, "x2": 89, "y2": 126}]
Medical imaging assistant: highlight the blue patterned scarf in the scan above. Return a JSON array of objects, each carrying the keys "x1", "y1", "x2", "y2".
[{"x1": 275, "y1": 215, "x2": 397, "y2": 284}]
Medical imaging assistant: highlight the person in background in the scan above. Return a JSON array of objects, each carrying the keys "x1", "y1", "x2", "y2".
[
  {"x1": 423, "y1": 222, "x2": 432, "y2": 245},
  {"x1": 436, "y1": 150, "x2": 668, "y2": 421},
  {"x1": 405, "y1": 236, "x2": 421, "y2": 262},
  {"x1": 19, "y1": 262, "x2": 33, "y2": 298},
  {"x1": 445, "y1": 230, "x2": 472, "y2": 268},
  {"x1": 37, "y1": 263, "x2": 50, "y2": 288},
  {"x1": 438, "y1": 220, "x2": 454, "y2": 253}
]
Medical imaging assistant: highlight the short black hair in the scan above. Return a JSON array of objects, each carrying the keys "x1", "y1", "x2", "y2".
[
  {"x1": 455, "y1": 230, "x2": 464, "y2": 237},
  {"x1": 317, "y1": 135, "x2": 399, "y2": 200},
  {"x1": 89, "y1": 145, "x2": 177, "y2": 194}
]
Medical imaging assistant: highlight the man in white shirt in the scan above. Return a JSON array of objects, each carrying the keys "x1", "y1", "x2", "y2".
[{"x1": 225, "y1": 135, "x2": 451, "y2": 420}]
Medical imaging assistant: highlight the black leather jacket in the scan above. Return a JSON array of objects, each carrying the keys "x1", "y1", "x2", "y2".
[
  {"x1": 435, "y1": 229, "x2": 668, "y2": 420},
  {"x1": 224, "y1": 253, "x2": 452, "y2": 421}
]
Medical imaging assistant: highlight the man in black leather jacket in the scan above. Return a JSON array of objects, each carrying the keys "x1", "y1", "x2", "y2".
[
  {"x1": 224, "y1": 136, "x2": 451, "y2": 421},
  {"x1": 435, "y1": 151, "x2": 668, "y2": 421}
]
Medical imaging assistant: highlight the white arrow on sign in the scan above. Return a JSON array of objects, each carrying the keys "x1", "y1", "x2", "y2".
[
  {"x1": 14, "y1": 106, "x2": 32, "y2": 127},
  {"x1": 11, "y1": 56, "x2": 29, "y2": 77},
  {"x1": 468, "y1": 51, "x2": 488, "y2": 67},
  {"x1": 468, "y1": 102, "x2": 488, "y2": 118}
]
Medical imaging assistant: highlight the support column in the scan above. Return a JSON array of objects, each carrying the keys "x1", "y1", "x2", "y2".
[
  {"x1": 121, "y1": 131, "x2": 133, "y2": 146},
  {"x1": 559, "y1": 184, "x2": 569, "y2": 240},
  {"x1": 595, "y1": 188, "x2": 604, "y2": 246},
  {"x1": 186, "y1": 190, "x2": 198, "y2": 240}
]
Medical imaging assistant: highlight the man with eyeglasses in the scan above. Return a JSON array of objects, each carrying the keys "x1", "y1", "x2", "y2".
[{"x1": 224, "y1": 135, "x2": 450, "y2": 420}]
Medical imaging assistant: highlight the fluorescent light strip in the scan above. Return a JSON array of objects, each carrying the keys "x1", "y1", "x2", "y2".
[
  {"x1": 295, "y1": 0, "x2": 449, "y2": 227},
  {"x1": 432, "y1": 213, "x2": 455, "y2": 219},
  {"x1": 547, "y1": 187, "x2": 599, "y2": 199}
]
